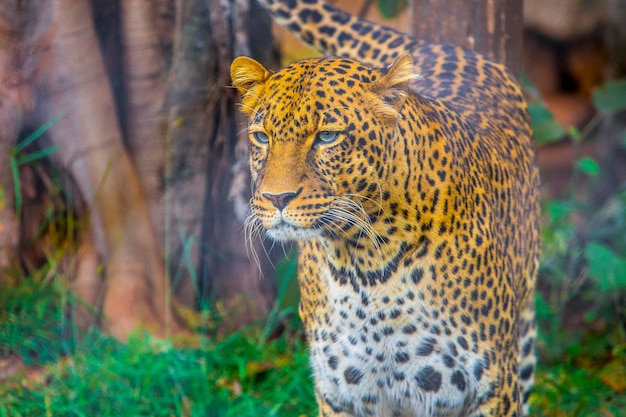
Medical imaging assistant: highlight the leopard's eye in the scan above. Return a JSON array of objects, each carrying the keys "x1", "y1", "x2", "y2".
[
  {"x1": 252, "y1": 131, "x2": 270, "y2": 145},
  {"x1": 316, "y1": 131, "x2": 339, "y2": 144}
]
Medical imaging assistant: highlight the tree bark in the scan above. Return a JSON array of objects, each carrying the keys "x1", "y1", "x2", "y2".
[
  {"x1": 1, "y1": 0, "x2": 279, "y2": 339},
  {"x1": 0, "y1": 1, "x2": 23, "y2": 273},
  {"x1": 119, "y1": 0, "x2": 167, "y2": 213},
  {"x1": 162, "y1": 0, "x2": 212, "y2": 306},
  {"x1": 165, "y1": 0, "x2": 278, "y2": 324},
  {"x1": 410, "y1": 0, "x2": 523, "y2": 73},
  {"x1": 32, "y1": 0, "x2": 182, "y2": 340}
]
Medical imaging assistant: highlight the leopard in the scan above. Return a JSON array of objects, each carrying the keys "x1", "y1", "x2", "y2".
[{"x1": 230, "y1": 1, "x2": 540, "y2": 416}]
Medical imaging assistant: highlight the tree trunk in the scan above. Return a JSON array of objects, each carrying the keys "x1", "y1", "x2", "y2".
[
  {"x1": 0, "y1": 1, "x2": 23, "y2": 273},
  {"x1": 31, "y1": 0, "x2": 182, "y2": 340},
  {"x1": 119, "y1": 0, "x2": 167, "y2": 219},
  {"x1": 410, "y1": 0, "x2": 523, "y2": 73},
  {"x1": 1, "y1": 0, "x2": 279, "y2": 339},
  {"x1": 163, "y1": 0, "x2": 212, "y2": 306},
  {"x1": 165, "y1": 0, "x2": 278, "y2": 325}
]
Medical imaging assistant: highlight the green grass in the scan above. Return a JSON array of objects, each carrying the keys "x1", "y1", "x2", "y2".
[
  {"x1": 0, "y1": 272, "x2": 316, "y2": 417},
  {"x1": 2, "y1": 259, "x2": 625, "y2": 417}
]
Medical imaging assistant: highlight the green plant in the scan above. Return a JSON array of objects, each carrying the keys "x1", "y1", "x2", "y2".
[
  {"x1": 530, "y1": 76, "x2": 626, "y2": 416},
  {"x1": 0, "y1": 267, "x2": 316, "y2": 417},
  {"x1": 10, "y1": 113, "x2": 64, "y2": 218}
]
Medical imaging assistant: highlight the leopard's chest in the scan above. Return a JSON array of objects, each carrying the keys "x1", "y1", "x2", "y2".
[{"x1": 304, "y1": 263, "x2": 489, "y2": 417}]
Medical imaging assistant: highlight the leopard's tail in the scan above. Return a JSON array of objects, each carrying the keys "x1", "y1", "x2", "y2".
[{"x1": 256, "y1": 0, "x2": 427, "y2": 68}]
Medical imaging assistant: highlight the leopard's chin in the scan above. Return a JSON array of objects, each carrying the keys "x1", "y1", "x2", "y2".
[{"x1": 266, "y1": 223, "x2": 322, "y2": 241}]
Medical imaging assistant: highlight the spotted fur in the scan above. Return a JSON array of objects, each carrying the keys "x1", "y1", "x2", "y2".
[{"x1": 231, "y1": 1, "x2": 540, "y2": 416}]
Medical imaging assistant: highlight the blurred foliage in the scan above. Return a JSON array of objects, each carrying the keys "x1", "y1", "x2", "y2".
[
  {"x1": 528, "y1": 102, "x2": 567, "y2": 145},
  {"x1": 376, "y1": 0, "x2": 408, "y2": 19},
  {"x1": 530, "y1": 76, "x2": 626, "y2": 415},
  {"x1": 593, "y1": 80, "x2": 626, "y2": 115}
]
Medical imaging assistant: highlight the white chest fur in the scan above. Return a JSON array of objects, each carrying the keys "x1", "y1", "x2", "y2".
[{"x1": 307, "y1": 268, "x2": 488, "y2": 417}]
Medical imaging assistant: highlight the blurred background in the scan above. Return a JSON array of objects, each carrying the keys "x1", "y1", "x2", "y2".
[{"x1": 1, "y1": 0, "x2": 625, "y2": 415}]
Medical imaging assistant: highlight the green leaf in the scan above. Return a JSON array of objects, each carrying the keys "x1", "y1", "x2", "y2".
[
  {"x1": 585, "y1": 242, "x2": 626, "y2": 292},
  {"x1": 527, "y1": 102, "x2": 554, "y2": 124},
  {"x1": 534, "y1": 293, "x2": 551, "y2": 320},
  {"x1": 527, "y1": 102, "x2": 565, "y2": 144},
  {"x1": 533, "y1": 121, "x2": 566, "y2": 144},
  {"x1": 545, "y1": 200, "x2": 574, "y2": 223},
  {"x1": 377, "y1": 0, "x2": 408, "y2": 19},
  {"x1": 575, "y1": 157, "x2": 600, "y2": 177},
  {"x1": 592, "y1": 79, "x2": 626, "y2": 114}
]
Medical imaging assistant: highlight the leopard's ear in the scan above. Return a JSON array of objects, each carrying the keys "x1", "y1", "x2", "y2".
[
  {"x1": 378, "y1": 54, "x2": 417, "y2": 90},
  {"x1": 369, "y1": 54, "x2": 418, "y2": 122},
  {"x1": 230, "y1": 57, "x2": 273, "y2": 114}
]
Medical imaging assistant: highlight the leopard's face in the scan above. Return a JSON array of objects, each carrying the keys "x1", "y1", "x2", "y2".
[{"x1": 232, "y1": 56, "x2": 416, "y2": 242}]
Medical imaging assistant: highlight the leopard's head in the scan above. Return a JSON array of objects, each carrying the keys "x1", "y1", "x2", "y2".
[{"x1": 231, "y1": 55, "x2": 416, "y2": 242}]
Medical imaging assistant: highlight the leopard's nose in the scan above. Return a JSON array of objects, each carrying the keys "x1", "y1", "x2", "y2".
[{"x1": 262, "y1": 191, "x2": 298, "y2": 211}]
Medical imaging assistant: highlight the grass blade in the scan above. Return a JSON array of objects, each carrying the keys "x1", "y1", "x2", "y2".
[
  {"x1": 14, "y1": 111, "x2": 65, "y2": 154},
  {"x1": 10, "y1": 157, "x2": 22, "y2": 216},
  {"x1": 15, "y1": 145, "x2": 61, "y2": 166}
]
